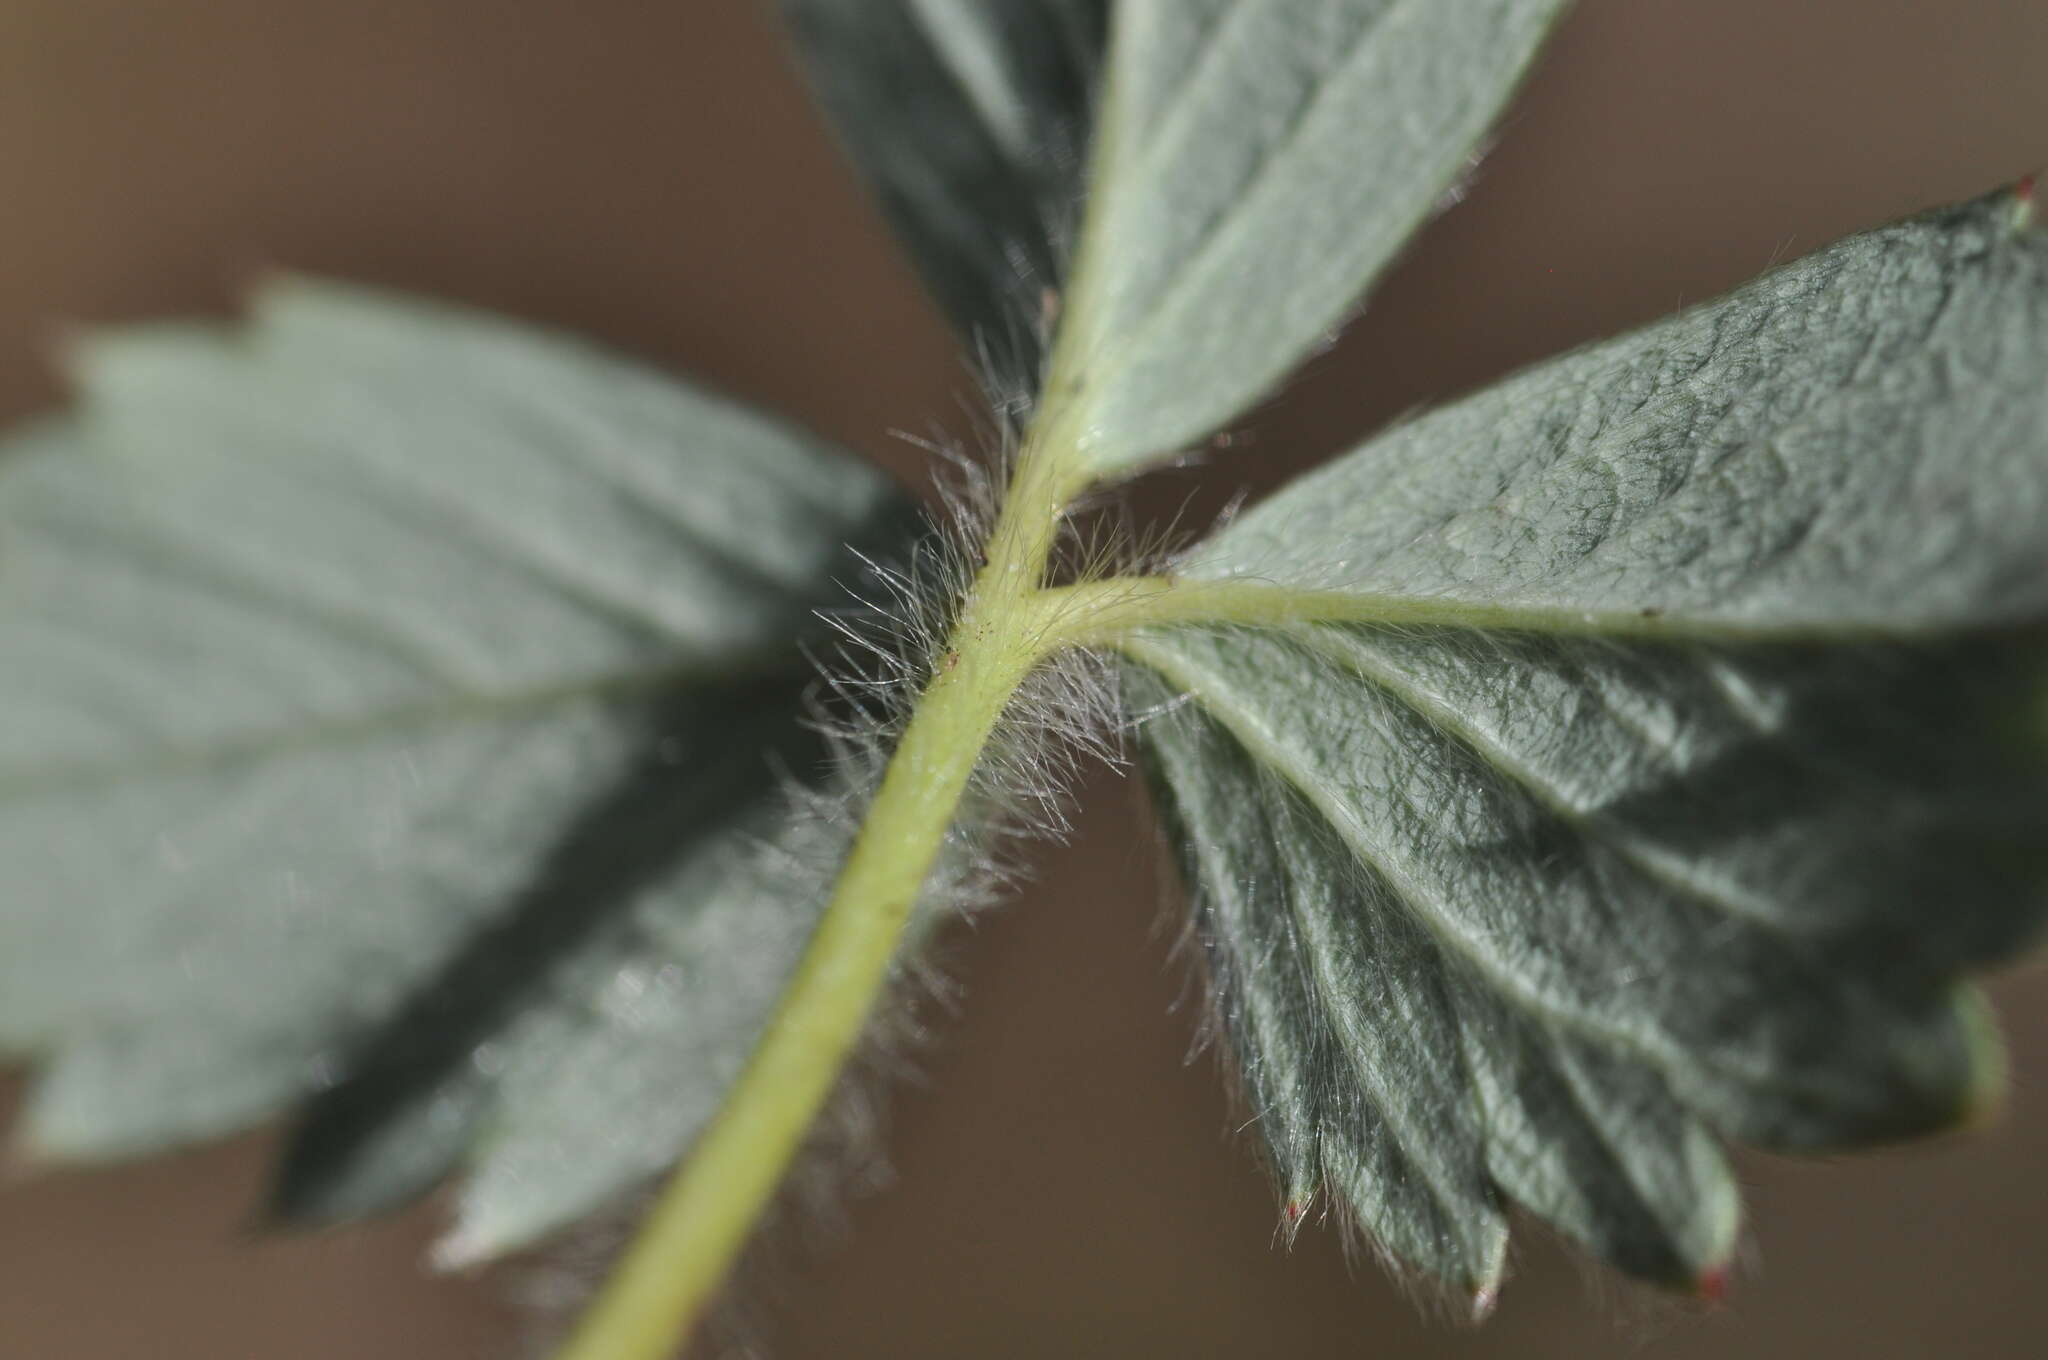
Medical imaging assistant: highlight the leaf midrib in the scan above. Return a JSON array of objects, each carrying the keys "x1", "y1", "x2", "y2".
[
  {"x1": 1056, "y1": 573, "x2": 1983, "y2": 645},
  {"x1": 0, "y1": 649, "x2": 800, "y2": 803}
]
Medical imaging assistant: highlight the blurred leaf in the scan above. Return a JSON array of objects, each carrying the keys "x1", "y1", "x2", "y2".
[
  {"x1": 0, "y1": 282, "x2": 917, "y2": 1261},
  {"x1": 780, "y1": 0, "x2": 1109, "y2": 396},
  {"x1": 1126, "y1": 192, "x2": 2048, "y2": 1304},
  {"x1": 1056, "y1": 0, "x2": 1572, "y2": 477}
]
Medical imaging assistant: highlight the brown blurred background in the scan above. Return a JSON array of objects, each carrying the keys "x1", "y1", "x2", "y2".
[{"x1": 3, "y1": 2, "x2": 2047, "y2": 1357}]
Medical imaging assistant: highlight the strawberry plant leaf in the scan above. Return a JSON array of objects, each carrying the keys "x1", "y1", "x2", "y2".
[
  {"x1": 780, "y1": 0, "x2": 1109, "y2": 395},
  {"x1": 1054, "y1": 0, "x2": 1573, "y2": 477},
  {"x1": 1123, "y1": 192, "x2": 2048, "y2": 1304},
  {"x1": 0, "y1": 281, "x2": 917, "y2": 1261}
]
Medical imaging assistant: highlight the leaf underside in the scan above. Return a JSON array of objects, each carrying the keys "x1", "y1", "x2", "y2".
[
  {"x1": 780, "y1": 0, "x2": 1110, "y2": 399},
  {"x1": 0, "y1": 282, "x2": 918, "y2": 1264},
  {"x1": 1127, "y1": 192, "x2": 2048, "y2": 1304},
  {"x1": 1056, "y1": 0, "x2": 1573, "y2": 476}
]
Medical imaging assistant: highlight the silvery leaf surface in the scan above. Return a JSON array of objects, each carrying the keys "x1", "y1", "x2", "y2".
[
  {"x1": 1052, "y1": 0, "x2": 1573, "y2": 477},
  {"x1": 780, "y1": 0, "x2": 1110, "y2": 395},
  {"x1": 1126, "y1": 191, "x2": 2048, "y2": 1305},
  {"x1": 0, "y1": 281, "x2": 917, "y2": 1262}
]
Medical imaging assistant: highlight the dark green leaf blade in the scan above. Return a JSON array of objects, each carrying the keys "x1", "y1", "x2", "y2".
[
  {"x1": 0, "y1": 282, "x2": 917, "y2": 1261},
  {"x1": 780, "y1": 0, "x2": 1109, "y2": 395},
  {"x1": 1127, "y1": 190, "x2": 2048, "y2": 1302}
]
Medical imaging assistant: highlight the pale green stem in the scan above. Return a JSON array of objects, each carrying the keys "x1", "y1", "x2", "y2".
[{"x1": 549, "y1": 430, "x2": 1094, "y2": 1360}]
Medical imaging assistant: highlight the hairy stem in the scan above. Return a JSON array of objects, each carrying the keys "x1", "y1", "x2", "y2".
[{"x1": 550, "y1": 432, "x2": 1092, "y2": 1360}]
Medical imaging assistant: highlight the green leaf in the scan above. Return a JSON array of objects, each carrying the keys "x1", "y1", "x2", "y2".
[
  {"x1": 1053, "y1": 0, "x2": 1572, "y2": 477},
  {"x1": 0, "y1": 281, "x2": 917, "y2": 1262},
  {"x1": 780, "y1": 0, "x2": 1109, "y2": 395},
  {"x1": 1125, "y1": 191, "x2": 2048, "y2": 1305}
]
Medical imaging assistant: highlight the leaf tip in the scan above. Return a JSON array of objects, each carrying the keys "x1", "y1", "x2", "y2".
[
  {"x1": 429, "y1": 1223, "x2": 496, "y2": 1274},
  {"x1": 9, "y1": 1083, "x2": 97, "y2": 1170},
  {"x1": 2013, "y1": 173, "x2": 2040, "y2": 233},
  {"x1": 4, "y1": 1114, "x2": 123, "y2": 1177},
  {"x1": 234, "y1": 260, "x2": 298, "y2": 310},
  {"x1": 41, "y1": 318, "x2": 99, "y2": 391},
  {"x1": 1273, "y1": 1193, "x2": 1325, "y2": 1255},
  {"x1": 1951, "y1": 985, "x2": 2011, "y2": 1130},
  {"x1": 260, "y1": 1155, "x2": 383, "y2": 1234},
  {"x1": 1693, "y1": 1261, "x2": 1734, "y2": 1306},
  {"x1": 1461, "y1": 1229, "x2": 1513, "y2": 1324},
  {"x1": 1279, "y1": 1184, "x2": 1316, "y2": 1239},
  {"x1": 431, "y1": 1189, "x2": 537, "y2": 1273}
]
